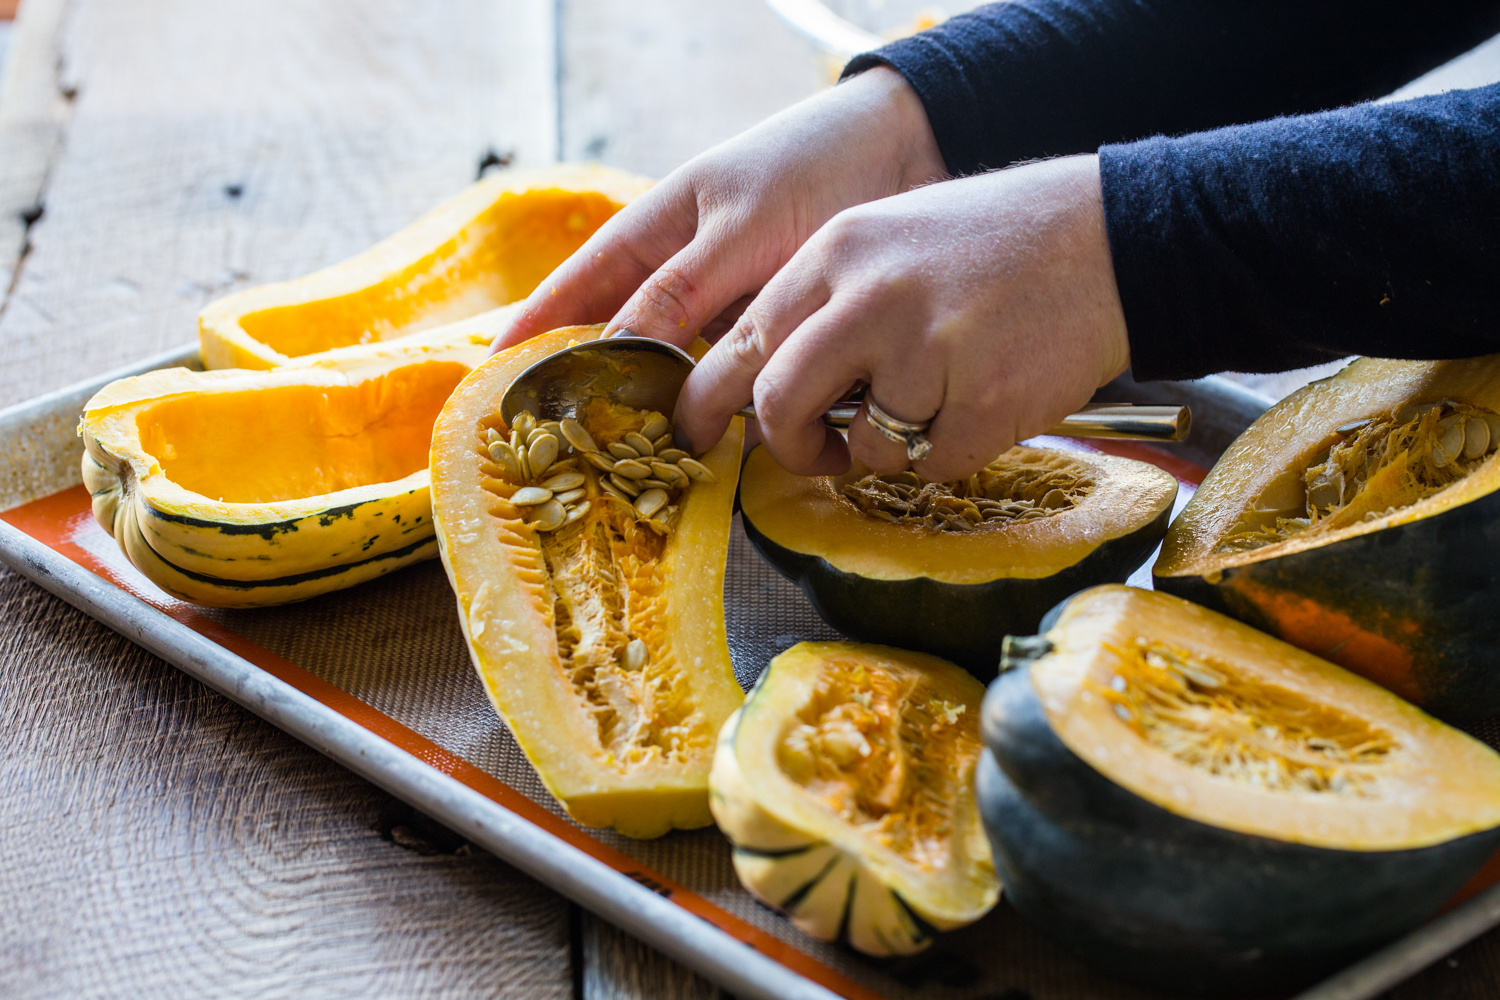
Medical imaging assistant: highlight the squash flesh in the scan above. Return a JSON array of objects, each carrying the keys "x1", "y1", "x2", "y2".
[
  {"x1": 1034, "y1": 586, "x2": 1500, "y2": 849},
  {"x1": 137, "y1": 361, "x2": 467, "y2": 503},
  {"x1": 432, "y1": 326, "x2": 745, "y2": 838}
]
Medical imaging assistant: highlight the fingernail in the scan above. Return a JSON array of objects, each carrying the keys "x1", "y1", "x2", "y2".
[{"x1": 610, "y1": 327, "x2": 638, "y2": 339}]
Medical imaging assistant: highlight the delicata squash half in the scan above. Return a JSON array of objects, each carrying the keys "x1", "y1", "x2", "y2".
[
  {"x1": 81, "y1": 329, "x2": 490, "y2": 607},
  {"x1": 431, "y1": 325, "x2": 745, "y2": 838},
  {"x1": 980, "y1": 586, "x2": 1500, "y2": 994},
  {"x1": 1155, "y1": 355, "x2": 1500, "y2": 719},
  {"x1": 199, "y1": 164, "x2": 653, "y2": 370},
  {"x1": 739, "y1": 445, "x2": 1177, "y2": 672},
  {"x1": 710, "y1": 642, "x2": 997, "y2": 956}
]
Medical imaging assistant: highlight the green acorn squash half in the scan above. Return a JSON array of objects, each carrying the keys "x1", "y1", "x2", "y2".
[
  {"x1": 199, "y1": 164, "x2": 653, "y2": 370},
  {"x1": 979, "y1": 584, "x2": 1500, "y2": 995},
  {"x1": 739, "y1": 445, "x2": 1177, "y2": 673},
  {"x1": 432, "y1": 325, "x2": 746, "y2": 839},
  {"x1": 711, "y1": 641, "x2": 998, "y2": 956},
  {"x1": 81, "y1": 328, "x2": 491, "y2": 607},
  {"x1": 1154, "y1": 355, "x2": 1500, "y2": 720}
]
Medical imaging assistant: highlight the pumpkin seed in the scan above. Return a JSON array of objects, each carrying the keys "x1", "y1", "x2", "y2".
[
  {"x1": 608, "y1": 473, "x2": 642, "y2": 497},
  {"x1": 600, "y1": 479, "x2": 631, "y2": 502},
  {"x1": 624, "y1": 431, "x2": 655, "y2": 457},
  {"x1": 1485, "y1": 415, "x2": 1500, "y2": 453},
  {"x1": 636, "y1": 477, "x2": 669, "y2": 490},
  {"x1": 641, "y1": 413, "x2": 670, "y2": 441},
  {"x1": 486, "y1": 427, "x2": 504, "y2": 445},
  {"x1": 583, "y1": 451, "x2": 617, "y2": 473},
  {"x1": 511, "y1": 486, "x2": 553, "y2": 506},
  {"x1": 607, "y1": 442, "x2": 640, "y2": 461},
  {"x1": 527, "y1": 498, "x2": 566, "y2": 531},
  {"x1": 540, "y1": 471, "x2": 585, "y2": 492},
  {"x1": 633, "y1": 489, "x2": 669, "y2": 518},
  {"x1": 1464, "y1": 417, "x2": 1490, "y2": 460},
  {"x1": 677, "y1": 458, "x2": 718, "y2": 483},
  {"x1": 528, "y1": 432, "x2": 560, "y2": 476},
  {"x1": 554, "y1": 488, "x2": 587, "y2": 505},
  {"x1": 613, "y1": 459, "x2": 652, "y2": 480},
  {"x1": 517, "y1": 447, "x2": 532, "y2": 481},
  {"x1": 487, "y1": 441, "x2": 519, "y2": 476},
  {"x1": 656, "y1": 448, "x2": 689, "y2": 464},
  {"x1": 650, "y1": 461, "x2": 688, "y2": 487},
  {"x1": 1434, "y1": 416, "x2": 1465, "y2": 468},
  {"x1": 560, "y1": 418, "x2": 598, "y2": 454},
  {"x1": 622, "y1": 638, "x2": 649, "y2": 671},
  {"x1": 537, "y1": 420, "x2": 563, "y2": 442},
  {"x1": 564, "y1": 500, "x2": 590, "y2": 525},
  {"x1": 652, "y1": 433, "x2": 673, "y2": 452},
  {"x1": 514, "y1": 411, "x2": 536, "y2": 440}
]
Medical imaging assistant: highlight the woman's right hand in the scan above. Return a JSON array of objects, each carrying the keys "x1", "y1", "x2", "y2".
[{"x1": 492, "y1": 66, "x2": 947, "y2": 353}]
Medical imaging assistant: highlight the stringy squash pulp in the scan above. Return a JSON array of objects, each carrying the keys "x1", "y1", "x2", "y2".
[
  {"x1": 711, "y1": 642, "x2": 997, "y2": 956},
  {"x1": 431, "y1": 326, "x2": 745, "y2": 838},
  {"x1": 199, "y1": 165, "x2": 653, "y2": 369},
  {"x1": 81, "y1": 330, "x2": 490, "y2": 606}
]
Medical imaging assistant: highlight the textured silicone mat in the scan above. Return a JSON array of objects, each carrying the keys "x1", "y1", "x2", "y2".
[{"x1": 4, "y1": 450, "x2": 1498, "y2": 1000}]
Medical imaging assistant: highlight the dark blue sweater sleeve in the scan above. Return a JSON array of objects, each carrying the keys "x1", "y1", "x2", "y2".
[{"x1": 844, "y1": 2, "x2": 1500, "y2": 378}]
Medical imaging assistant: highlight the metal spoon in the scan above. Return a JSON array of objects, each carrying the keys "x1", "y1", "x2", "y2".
[{"x1": 500, "y1": 336, "x2": 1190, "y2": 443}]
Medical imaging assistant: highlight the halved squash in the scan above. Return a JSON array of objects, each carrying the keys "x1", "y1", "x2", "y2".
[
  {"x1": 980, "y1": 585, "x2": 1500, "y2": 994},
  {"x1": 199, "y1": 164, "x2": 653, "y2": 370},
  {"x1": 1155, "y1": 355, "x2": 1500, "y2": 719},
  {"x1": 430, "y1": 325, "x2": 746, "y2": 838},
  {"x1": 710, "y1": 641, "x2": 997, "y2": 956},
  {"x1": 81, "y1": 329, "x2": 492, "y2": 607},
  {"x1": 739, "y1": 445, "x2": 1177, "y2": 672}
]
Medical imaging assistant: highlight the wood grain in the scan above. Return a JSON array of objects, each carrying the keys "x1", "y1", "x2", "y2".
[
  {"x1": 0, "y1": 0, "x2": 556, "y2": 407},
  {"x1": 0, "y1": 568, "x2": 572, "y2": 1000}
]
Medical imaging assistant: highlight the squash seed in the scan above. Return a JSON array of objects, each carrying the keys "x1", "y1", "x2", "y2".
[
  {"x1": 487, "y1": 441, "x2": 520, "y2": 476},
  {"x1": 622, "y1": 638, "x2": 649, "y2": 671},
  {"x1": 641, "y1": 413, "x2": 670, "y2": 441},
  {"x1": 650, "y1": 461, "x2": 689, "y2": 487},
  {"x1": 513, "y1": 411, "x2": 536, "y2": 441},
  {"x1": 560, "y1": 418, "x2": 599, "y2": 454},
  {"x1": 600, "y1": 479, "x2": 632, "y2": 502},
  {"x1": 624, "y1": 431, "x2": 655, "y2": 457},
  {"x1": 540, "y1": 471, "x2": 585, "y2": 492},
  {"x1": 609, "y1": 473, "x2": 643, "y2": 497},
  {"x1": 634, "y1": 477, "x2": 668, "y2": 490},
  {"x1": 537, "y1": 420, "x2": 563, "y2": 441},
  {"x1": 613, "y1": 459, "x2": 652, "y2": 480},
  {"x1": 656, "y1": 448, "x2": 689, "y2": 464},
  {"x1": 486, "y1": 427, "x2": 504, "y2": 445},
  {"x1": 607, "y1": 442, "x2": 640, "y2": 461},
  {"x1": 1464, "y1": 417, "x2": 1490, "y2": 460},
  {"x1": 677, "y1": 458, "x2": 718, "y2": 483},
  {"x1": 634, "y1": 488, "x2": 669, "y2": 519},
  {"x1": 564, "y1": 499, "x2": 590, "y2": 525},
  {"x1": 528, "y1": 433, "x2": 560, "y2": 476},
  {"x1": 652, "y1": 433, "x2": 673, "y2": 452},
  {"x1": 583, "y1": 451, "x2": 617, "y2": 473},
  {"x1": 511, "y1": 486, "x2": 553, "y2": 506},
  {"x1": 527, "y1": 498, "x2": 567, "y2": 531},
  {"x1": 517, "y1": 447, "x2": 533, "y2": 481},
  {"x1": 554, "y1": 487, "x2": 587, "y2": 505}
]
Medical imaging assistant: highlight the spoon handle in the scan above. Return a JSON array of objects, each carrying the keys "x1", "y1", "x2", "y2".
[{"x1": 733, "y1": 403, "x2": 1192, "y2": 443}]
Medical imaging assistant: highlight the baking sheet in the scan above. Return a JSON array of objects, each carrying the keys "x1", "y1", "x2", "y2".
[{"x1": 2, "y1": 350, "x2": 1497, "y2": 1000}]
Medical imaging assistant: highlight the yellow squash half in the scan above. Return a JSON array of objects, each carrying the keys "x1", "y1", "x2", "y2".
[
  {"x1": 430, "y1": 325, "x2": 746, "y2": 838},
  {"x1": 711, "y1": 642, "x2": 998, "y2": 955},
  {"x1": 81, "y1": 329, "x2": 490, "y2": 606},
  {"x1": 199, "y1": 164, "x2": 653, "y2": 369}
]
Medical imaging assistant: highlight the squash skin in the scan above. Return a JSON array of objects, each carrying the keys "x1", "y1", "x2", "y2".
[
  {"x1": 431, "y1": 325, "x2": 745, "y2": 839},
  {"x1": 1155, "y1": 356, "x2": 1500, "y2": 720},
  {"x1": 710, "y1": 642, "x2": 998, "y2": 956},
  {"x1": 979, "y1": 588, "x2": 1500, "y2": 995},
  {"x1": 740, "y1": 446, "x2": 1176, "y2": 674},
  {"x1": 199, "y1": 164, "x2": 653, "y2": 370},
  {"x1": 81, "y1": 332, "x2": 489, "y2": 607}
]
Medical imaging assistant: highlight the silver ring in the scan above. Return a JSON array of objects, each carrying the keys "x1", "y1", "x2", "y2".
[{"x1": 864, "y1": 398, "x2": 934, "y2": 462}]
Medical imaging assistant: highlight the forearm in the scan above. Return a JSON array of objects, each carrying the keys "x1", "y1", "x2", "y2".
[
  {"x1": 1102, "y1": 83, "x2": 1500, "y2": 380},
  {"x1": 847, "y1": 0, "x2": 1498, "y2": 177}
]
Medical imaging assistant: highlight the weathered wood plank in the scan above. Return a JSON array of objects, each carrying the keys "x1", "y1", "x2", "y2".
[
  {"x1": 0, "y1": 569, "x2": 573, "y2": 1000},
  {"x1": 0, "y1": 0, "x2": 556, "y2": 407},
  {"x1": 560, "y1": 0, "x2": 825, "y2": 177},
  {"x1": 582, "y1": 911, "x2": 724, "y2": 1000}
]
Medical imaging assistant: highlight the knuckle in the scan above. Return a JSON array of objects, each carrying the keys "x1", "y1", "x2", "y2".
[{"x1": 635, "y1": 264, "x2": 702, "y2": 333}]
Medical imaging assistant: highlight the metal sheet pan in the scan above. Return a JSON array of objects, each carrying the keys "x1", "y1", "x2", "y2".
[{"x1": 2, "y1": 349, "x2": 1497, "y2": 1000}]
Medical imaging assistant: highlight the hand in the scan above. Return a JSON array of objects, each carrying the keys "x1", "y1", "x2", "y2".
[
  {"x1": 674, "y1": 154, "x2": 1131, "y2": 482},
  {"x1": 493, "y1": 67, "x2": 946, "y2": 351}
]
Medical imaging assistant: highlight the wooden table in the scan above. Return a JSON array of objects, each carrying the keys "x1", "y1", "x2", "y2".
[{"x1": 1, "y1": 2, "x2": 1498, "y2": 998}]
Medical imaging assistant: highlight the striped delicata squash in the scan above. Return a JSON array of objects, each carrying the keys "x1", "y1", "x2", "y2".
[
  {"x1": 430, "y1": 325, "x2": 746, "y2": 838},
  {"x1": 710, "y1": 642, "x2": 999, "y2": 955},
  {"x1": 81, "y1": 328, "x2": 490, "y2": 607}
]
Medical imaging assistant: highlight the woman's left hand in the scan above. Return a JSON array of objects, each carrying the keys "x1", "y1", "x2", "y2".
[{"x1": 673, "y1": 153, "x2": 1133, "y2": 483}]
